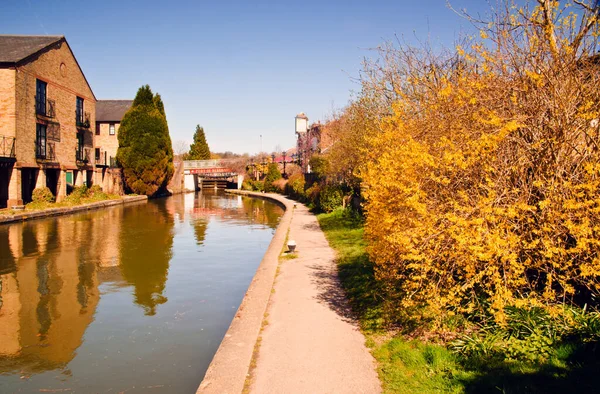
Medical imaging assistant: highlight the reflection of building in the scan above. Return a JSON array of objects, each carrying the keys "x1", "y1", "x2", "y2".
[
  {"x1": 0, "y1": 220, "x2": 100, "y2": 373},
  {"x1": 0, "y1": 35, "x2": 97, "y2": 207}
]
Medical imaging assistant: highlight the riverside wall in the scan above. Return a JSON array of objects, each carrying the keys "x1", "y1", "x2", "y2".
[
  {"x1": 0, "y1": 195, "x2": 147, "y2": 225},
  {"x1": 197, "y1": 190, "x2": 294, "y2": 394}
]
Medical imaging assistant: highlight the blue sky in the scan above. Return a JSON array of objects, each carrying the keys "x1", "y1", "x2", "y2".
[{"x1": 2, "y1": 0, "x2": 491, "y2": 154}]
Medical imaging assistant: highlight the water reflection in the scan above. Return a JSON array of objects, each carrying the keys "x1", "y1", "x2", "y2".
[
  {"x1": 119, "y1": 199, "x2": 174, "y2": 316},
  {"x1": 0, "y1": 219, "x2": 100, "y2": 375},
  {"x1": 0, "y1": 191, "x2": 284, "y2": 390}
]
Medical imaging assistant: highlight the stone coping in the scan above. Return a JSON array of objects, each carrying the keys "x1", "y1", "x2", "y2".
[
  {"x1": 0, "y1": 195, "x2": 148, "y2": 225},
  {"x1": 197, "y1": 190, "x2": 294, "y2": 394}
]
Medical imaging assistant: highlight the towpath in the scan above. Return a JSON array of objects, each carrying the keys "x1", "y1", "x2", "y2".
[{"x1": 249, "y1": 201, "x2": 381, "y2": 393}]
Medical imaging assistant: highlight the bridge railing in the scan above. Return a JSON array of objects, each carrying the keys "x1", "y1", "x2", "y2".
[{"x1": 183, "y1": 159, "x2": 225, "y2": 169}]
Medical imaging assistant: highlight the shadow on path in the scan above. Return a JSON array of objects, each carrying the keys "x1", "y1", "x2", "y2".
[{"x1": 307, "y1": 263, "x2": 359, "y2": 324}]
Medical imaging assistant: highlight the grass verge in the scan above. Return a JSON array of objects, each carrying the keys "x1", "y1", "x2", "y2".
[
  {"x1": 1, "y1": 186, "x2": 121, "y2": 215},
  {"x1": 317, "y1": 208, "x2": 600, "y2": 394}
]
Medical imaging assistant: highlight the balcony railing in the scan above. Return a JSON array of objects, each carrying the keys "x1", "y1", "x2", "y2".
[
  {"x1": 36, "y1": 142, "x2": 56, "y2": 162},
  {"x1": 96, "y1": 151, "x2": 108, "y2": 167},
  {"x1": 0, "y1": 136, "x2": 16, "y2": 159},
  {"x1": 76, "y1": 147, "x2": 90, "y2": 164},
  {"x1": 35, "y1": 98, "x2": 56, "y2": 118},
  {"x1": 95, "y1": 152, "x2": 118, "y2": 168},
  {"x1": 76, "y1": 111, "x2": 91, "y2": 129},
  {"x1": 47, "y1": 122, "x2": 61, "y2": 142}
]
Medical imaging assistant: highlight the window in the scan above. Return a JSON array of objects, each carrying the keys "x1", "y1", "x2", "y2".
[
  {"x1": 36, "y1": 80, "x2": 47, "y2": 116},
  {"x1": 77, "y1": 133, "x2": 84, "y2": 161},
  {"x1": 36, "y1": 123, "x2": 47, "y2": 158},
  {"x1": 95, "y1": 148, "x2": 100, "y2": 161},
  {"x1": 109, "y1": 124, "x2": 115, "y2": 135},
  {"x1": 76, "y1": 96, "x2": 84, "y2": 124},
  {"x1": 95, "y1": 123, "x2": 100, "y2": 135}
]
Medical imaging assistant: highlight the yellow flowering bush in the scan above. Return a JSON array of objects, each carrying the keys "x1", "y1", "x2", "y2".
[{"x1": 359, "y1": 0, "x2": 600, "y2": 324}]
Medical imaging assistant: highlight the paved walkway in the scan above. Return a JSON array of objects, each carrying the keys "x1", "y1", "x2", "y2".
[{"x1": 250, "y1": 202, "x2": 381, "y2": 394}]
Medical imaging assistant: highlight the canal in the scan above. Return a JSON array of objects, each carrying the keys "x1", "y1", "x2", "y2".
[{"x1": 0, "y1": 192, "x2": 284, "y2": 393}]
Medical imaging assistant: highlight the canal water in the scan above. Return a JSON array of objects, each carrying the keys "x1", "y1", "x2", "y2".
[{"x1": 0, "y1": 192, "x2": 283, "y2": 393}]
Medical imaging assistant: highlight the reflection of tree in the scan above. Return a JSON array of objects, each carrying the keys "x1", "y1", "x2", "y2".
[
  {"x1": 119, "y1": 199, "x2": 174, "y2": 316},
  {"x1": 193, "y1": 218, "x2": 209, "y2": 246}
]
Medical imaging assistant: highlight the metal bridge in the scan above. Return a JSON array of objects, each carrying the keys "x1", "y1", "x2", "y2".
[{"x1": 183, "y1": 159, "x2": 244, "y2": 190}]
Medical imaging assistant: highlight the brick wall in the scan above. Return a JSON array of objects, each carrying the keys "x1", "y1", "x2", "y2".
[
  {"x1": 95, "y1": 122, "x2": 120, "y2": 162},
  {"x1": 13, "y1": 40, "x2": 96, "y2": 169},
  {"x1": 0, "y1": 69, "x2": 16, "y2": 140}
]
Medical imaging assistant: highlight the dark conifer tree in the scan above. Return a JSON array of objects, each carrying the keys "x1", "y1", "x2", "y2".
[
  {"x1": 116, "y1": 85, "x2": 174, "y2": 196},
  {"x1": 188, "y1": 125, "x2": 211, "y2": 160}
]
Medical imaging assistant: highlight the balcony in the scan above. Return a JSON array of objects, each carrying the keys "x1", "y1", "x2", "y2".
[
  {"x1": 95, "y1": 151, "x2": 119, "y2": 168},
  {"x1": 47, "y1": 122, "x2": 61, "y2": 142},
  {"x1": 76, "y1": 111, "x2": 91, "y2": 129},
  {"x1": 35, "y1": 98, "x2": 56, "y2": 118},
  {"x1": 0, "y1": 136, "x2": 16, "y2": 160},
  {"x1": 96, "y1": 150, "x2": 108, "y2": 167},
  {"x1": 76, "y1": 147, "x2": 91, "y2": 164},
  {"x1": 36, "y1": 142, "x2": 56, "y2": 162}
]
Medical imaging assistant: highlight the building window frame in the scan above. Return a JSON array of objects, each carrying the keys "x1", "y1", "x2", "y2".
[
  {"x1": 76, "y1": 96, "x2": 84, "y2": 124},
  {"x1": 109, "y1": 124, "x2": 115, "y2": 135},
  {"x1": 95, "y1": 148, "x2": 101, "y2": 161},
  {"x1": 95, "y1": 123, "x2": 100, "y2": 136},
  {"x1": 36, "y1": 123, "x2": 47, "y2": 159},
  {"x1": 36, "y1": 79, "x2": 47, "y2": 116}
]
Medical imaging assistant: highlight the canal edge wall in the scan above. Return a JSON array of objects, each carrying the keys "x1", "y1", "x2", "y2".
[
  {"x1": 198, "y1": 190, "x2": 294, "y2": 394},
  {"x1": 0, "y1": 195, "x2": 148, "y2": 225}
]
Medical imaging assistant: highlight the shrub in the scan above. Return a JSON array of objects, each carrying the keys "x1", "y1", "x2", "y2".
[
  {"x1": 271, "y1": 178, "x2": 287, "y2": 194},
  {"x1": 305, "y1": 183, "x2": 321, "y2": 206},
  {"x1": 263, "y1": 163, "x2": 282, "y2": 192},
  {"x1": 32, "y1": 187, "x2": 54, "y2": 203},
  {"x1": 318, "y1": 185, "x2": 343, "y2": 213},
  {"x1": 242, "y1": 179, "x2": 264, "y2": 192},
  {"x1": 359, "y1": 1, "x2": 600, "y2": 325},
  {"x1": 285, "y1": 173, "x2": 306, "y2": 200},
  {"x1": 309, "y1": 154, "x2": 329, "y2": 181},
  {"x1": 63, "y1": 185, "x2": 89, "y2": 204},
  {"x1": 241, "y1": 179, "x2": 254, "y2": 191}
]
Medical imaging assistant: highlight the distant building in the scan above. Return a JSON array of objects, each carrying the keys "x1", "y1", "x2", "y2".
[
  {"x1": 94, "y1": 100, "x2": 132, "y2": 167},
  {"x1": 296, "y1": 112, "x2": 331, "y2": 173},
  {"x1": 0, "y1": 35, "x2": 96, "y2": 208}
]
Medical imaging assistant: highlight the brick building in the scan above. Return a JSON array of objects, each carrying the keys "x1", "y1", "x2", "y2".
[
  {"x1": 296, "y1": 112, "x2": 330, "y2": 173},
  {"x1": 94, "y1": 100, "x2": 132, "y2": 166},
  {"x1": 0, "y1": 35, "x2": 96, "y2": 208},
  {"x1": 93, "y1": 100, "x2": 131, "y2": 195}
]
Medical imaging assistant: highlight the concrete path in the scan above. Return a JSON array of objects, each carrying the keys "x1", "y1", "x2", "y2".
[{"x1": 249, "y1": 202, "x2": 381, "y2": 394}]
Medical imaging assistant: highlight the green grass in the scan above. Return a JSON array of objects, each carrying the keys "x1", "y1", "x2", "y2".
[{"x1": 317, "y1": 208, "x2": 600, "y2": 394}]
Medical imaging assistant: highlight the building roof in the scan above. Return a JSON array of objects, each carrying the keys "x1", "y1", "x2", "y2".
[
  {"x1": 96, "y1": 100, "x2": 133, "y2": 122},
  {"x1": 0, "y1": 35, "x2": 64, "y2": 65},
  {"x1": 0, "y1": 35, "x2": 97, "y2": 101}
]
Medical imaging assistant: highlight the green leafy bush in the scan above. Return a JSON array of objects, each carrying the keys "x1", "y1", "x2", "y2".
[
  {"x1": 263, "y1": 163, "x2": 282, "y2": 192},
  {"x1": 317, "y1": 185, "x2": 343, "y2": 213},
  {"x1": 309, "y1": 154, "x2": 329, "y2": 181},
  {"x1": 32, "y1": 187, "x2": 55, "y2": 203},
  {"x1": 285, "y1": 173, "x2": 306, "y2": 200},
  {"x1": 242, "y1": 179, "x2": 264, "y2": 191}
]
